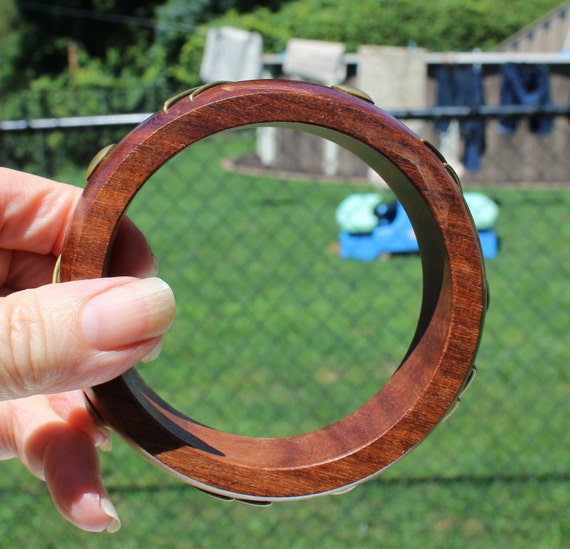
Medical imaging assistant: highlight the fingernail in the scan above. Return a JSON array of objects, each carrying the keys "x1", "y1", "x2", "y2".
[
  {"x1": 97, "y1": 427, "x2": 113, "y2": 452},
  {"x1": 82, "y1": 278, "x2": 175, "y2": 351},
  {"x1": 141, "y1": 338, "x2": 163, "y2": 364},
  {"x1": 90, "y1": 423, "x2": 113, "y2": 451},
  {"x1": 101, "y1": 497, "x2": 121, "y2": 533}
]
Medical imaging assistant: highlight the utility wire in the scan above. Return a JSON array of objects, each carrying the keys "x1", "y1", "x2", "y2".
[{"x1": 17, "y1": 1, "x2": 195, "y2": 32}]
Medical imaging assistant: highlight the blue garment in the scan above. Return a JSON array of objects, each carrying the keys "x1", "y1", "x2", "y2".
[
  {"x1": 435, "y1": 64, "x2": 486, "y2": 172},
  {"x1": 498, "y1": 63, "x2": 553, "y2": 135}
]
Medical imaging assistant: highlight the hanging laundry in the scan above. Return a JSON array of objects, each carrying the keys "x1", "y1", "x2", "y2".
[
  {"x1": 498, "y1": 63, "x2": 553, "y2": 135},
  {"x1": 435, "y1": 65, "x2": 486, "y2": 172},
  {"x1": 200, "y1": 26, "x2": 263, "y2": 82}
]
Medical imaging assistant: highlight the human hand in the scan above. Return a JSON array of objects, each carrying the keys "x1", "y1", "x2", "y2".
[{"x1": 0, "y1": 168, "x2": 176, "y2": 532}]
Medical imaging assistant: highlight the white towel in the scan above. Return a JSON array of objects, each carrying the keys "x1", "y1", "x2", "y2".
[
  {"x1": 200, "y1": 26, "x2": 263, "y2": 82},
  {"x1": 283, "y1": 38, "x2": 346, "y2": 85}
]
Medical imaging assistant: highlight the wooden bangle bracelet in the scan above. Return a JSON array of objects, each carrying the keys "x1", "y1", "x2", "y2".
[{"x1": 59, "y1": 80, "x2": 488, "y2": 502}]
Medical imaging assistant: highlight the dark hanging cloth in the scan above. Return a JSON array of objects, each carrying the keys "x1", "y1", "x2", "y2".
[
  {"x1": 435, "y1": 64, "x2": 486, "y2": 172},
  {"x1": 498, "y1": 63, "x2": 553, "y2": 135}
]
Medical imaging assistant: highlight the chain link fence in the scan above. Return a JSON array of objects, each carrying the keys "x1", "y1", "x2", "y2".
[{"x1": 0, "y1": 103, "x2": 569, "y2": 548}]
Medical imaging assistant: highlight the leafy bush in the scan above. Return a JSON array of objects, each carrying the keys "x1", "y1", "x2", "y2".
[
  {"x1": 0, "y1": 45, "x2": 172, "y2": 173},
  {"x1": 168, "y1": 0, "x2": 563, "y2": 88},
  {"x1": 186, "y1": 0, "x2": 564, "y2": 53}
]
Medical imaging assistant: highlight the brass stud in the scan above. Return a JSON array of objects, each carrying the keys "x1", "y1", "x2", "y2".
[
  {"x1": 443, "y1": 364, "x2": 477, "y2": 422},
  {"x1": 163, "y1": 81, "x2": 230, "y2": 112},
  {"x1": 188, "y1": 81, "x2": 229, "y2": 100},
  {"x1": 163, "y1": 89, "x2": 198, "y2": 112},
  {"x1": 421, "y1": 138, "x2": 447, "y2": 163},
  {"x1": 331, "y1": 84, "x2": 375, "y2": 104},
  {"x1": 459, "y1": 364, "x2": 477, "y2": 397},
  {"x1": 444, "y1": 162, "x2": 463, "y2": 190},
  {"x1": 196, "y1": 488, "x2": 272, "y2": 506},
  {"x1": 331, "y1": 483, "x2": 357, "y2": 496},
  {"x1": 421, "y1": 139, "x2": 463, "y2": 190},
  {"x1": 86, "y1": 143, "x2": 115, "y2": 180},
  {"x1": 442, "y1": 398, "x2": 461, "y2": 422},
  {"x1": 52, "y1": 255, "x2": 62, "y2": 284},
  {"x1": 196, "y1": 488, "x2": 233, "y2": 501},
  {"x1": 236, "y1": 498, "x2": 272, "y2": 507}
]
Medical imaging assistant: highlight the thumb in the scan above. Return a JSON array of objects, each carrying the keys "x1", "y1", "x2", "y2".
[{"x1": 0, "y1": 277, "x2": 175, "y2": 400}]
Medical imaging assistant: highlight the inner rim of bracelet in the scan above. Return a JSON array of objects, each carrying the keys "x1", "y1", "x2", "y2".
[{"x1": 118, "y1": 125, "x2": 448, "y2": 446}]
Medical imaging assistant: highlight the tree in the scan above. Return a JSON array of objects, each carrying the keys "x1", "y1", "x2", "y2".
[
  {"x1": 5, "y1": 0, "x2": 293, "y2": 89},
  {"x1": 208, "y1": 0, "x2": 566, "y2": 53},
  {"x1": 0, "y1": 0, "x2": 21, "y2": 88},
  {"x1": 153, "y1": 0, "x2": 289, "y2": 61},
  {"x1": 8, "y1": 0, "x2": 163, "y2": 87}
]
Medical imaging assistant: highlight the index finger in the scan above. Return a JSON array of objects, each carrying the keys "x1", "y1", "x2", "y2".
[
  {"x1": 0, "y1": 168, "x2": 156, "y2": 281},
  {"x1": 0, "y1": 168, "x2": 80, "y2": 255}
]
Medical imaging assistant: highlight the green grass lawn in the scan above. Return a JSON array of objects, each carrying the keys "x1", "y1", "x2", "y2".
[{"x1": 1, "y1": 130, "x2": 568, "y2": 548}]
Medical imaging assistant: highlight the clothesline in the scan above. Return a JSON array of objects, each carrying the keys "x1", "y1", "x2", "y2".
[
  {"x1": 262, "y1": 51, "x2": 570, "y2": 69},
  {"x1": 424, "y1": 51, "x2": 570, "y2": 65},
  {"x1": 388, "y1": 104, "x2": 570, "y2": 120}
]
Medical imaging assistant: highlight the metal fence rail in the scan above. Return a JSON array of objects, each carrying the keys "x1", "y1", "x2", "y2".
[
  {"x1": 3, "y1": 103, "x2": 569, "y2": 182},
  {"x1": 0, "y1": 113, "x2": 152, "y2": 132},
  {"x1": 2, "y1": 104, "x2": 568, "y2": 130}
]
